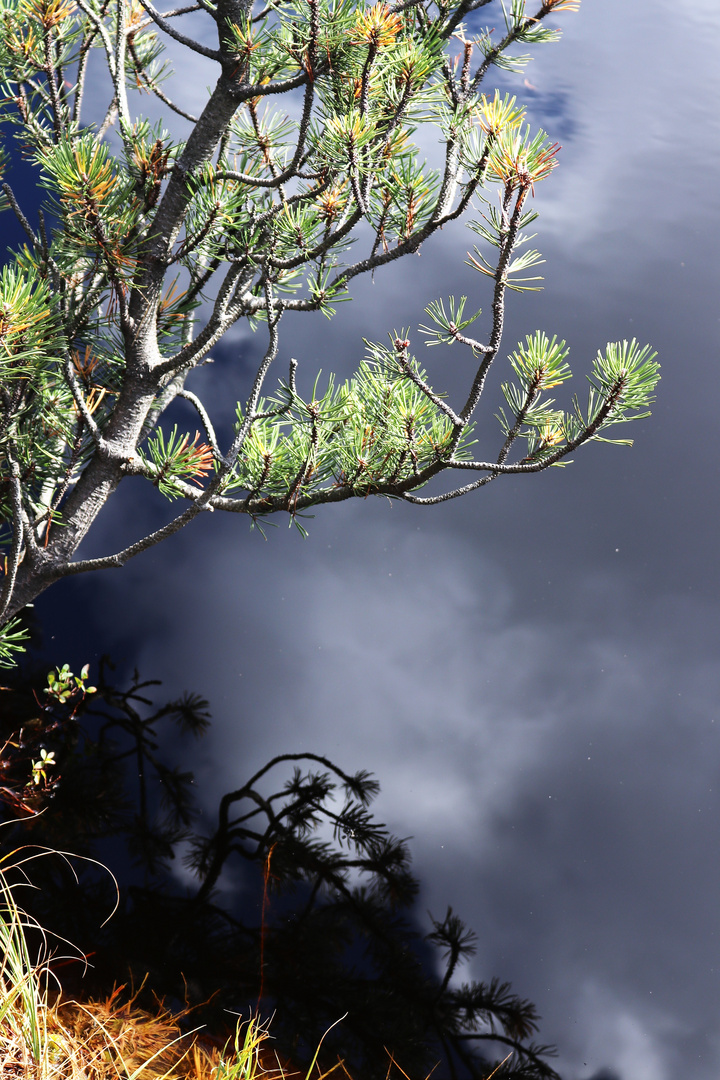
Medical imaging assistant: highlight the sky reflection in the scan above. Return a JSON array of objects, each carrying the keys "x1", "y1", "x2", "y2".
[{"x1": 28, "y1": 2, "x2": 720, "y2": 1077}]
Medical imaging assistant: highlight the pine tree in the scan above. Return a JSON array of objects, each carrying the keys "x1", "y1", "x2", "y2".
[{"x1": 0, "y1": 0, "x2": 658, "y2": 661}]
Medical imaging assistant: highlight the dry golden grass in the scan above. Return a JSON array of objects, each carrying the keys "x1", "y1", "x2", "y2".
[
  {"x1": 1, "y1": 978, "x2": 306, "y2": 1080},
  {"x1": 1, "y1": 981, "x2": 289, "y2": 1080},
  {"x1": 0, "y1": 853, "x2": 305, "y2": 1080}
]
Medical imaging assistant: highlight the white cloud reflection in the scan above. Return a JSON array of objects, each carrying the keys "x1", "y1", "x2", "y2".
[
  {"x1": 80, "y1": 504, "x2": 716, "y2": 1080},
  {"x1": 47, "y1": 3, "x2": 720, "y2": 1078}
]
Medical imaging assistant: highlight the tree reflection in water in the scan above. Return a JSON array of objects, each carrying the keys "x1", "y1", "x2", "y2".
[{"x1": 0, "y1": 661, "x2": 559, "y2": 1080}]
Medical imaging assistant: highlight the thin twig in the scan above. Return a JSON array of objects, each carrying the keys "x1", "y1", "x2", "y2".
[
  {"x1": 136, "y1": 0, "x2": 221, "y2": 59},
  {"x1": 177, "y1": 389, "x2": 221, "y2": 456},
  {"x1": 1, "y1": 185, "x2": 40, "y2": 250}
]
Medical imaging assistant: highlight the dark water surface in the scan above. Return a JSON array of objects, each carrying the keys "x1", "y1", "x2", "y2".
[{"x1": 27, "y1": 2, "x2": 720, "y2": 1077}]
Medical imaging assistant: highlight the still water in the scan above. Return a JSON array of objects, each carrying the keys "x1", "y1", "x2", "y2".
[{"x1": 19, "y1": 1, "x2": 720, "y2": 1077}]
